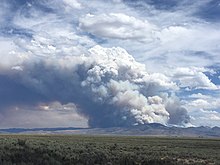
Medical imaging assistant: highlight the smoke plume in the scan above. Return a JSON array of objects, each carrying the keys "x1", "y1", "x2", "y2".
[{"x1": 0, "y1": 45, "x2": 190, "y2": 127}]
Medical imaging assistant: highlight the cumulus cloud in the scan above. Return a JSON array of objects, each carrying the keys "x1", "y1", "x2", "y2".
[
  {"x1": 187, "y1": 95, "x2": 220, "y2": 111},
  {"x1": 79, "y1": 13, "x2": 157, "y2": 41},
  {"x1": 170, "y1": 67, "x2": 218, "y2": 90},
  {"x1": 183, "y1": 91, "x2": 220, "y2": 127},
  {"x1": 190, "y1": 109, "x2": 220, "y2": 127}
]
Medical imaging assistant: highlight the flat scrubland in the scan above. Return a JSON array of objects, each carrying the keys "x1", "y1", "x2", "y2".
[{"x1": 0, "y1": 135, "x2": 219, "y2": 165}]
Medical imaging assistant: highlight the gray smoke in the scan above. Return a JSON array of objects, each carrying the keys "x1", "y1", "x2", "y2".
[{"x1": 0, "y1": 45, "x2": 190, "y2": 127}]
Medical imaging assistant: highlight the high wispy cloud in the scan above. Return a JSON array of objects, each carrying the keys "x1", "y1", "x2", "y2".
[{"x1": 0, "y1": 0, "x2": 219, "y2": 128}]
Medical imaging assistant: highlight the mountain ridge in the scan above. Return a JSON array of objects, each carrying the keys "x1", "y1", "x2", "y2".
[{"x1": 0, "y1": 124, "x2": 220, "y2": 137}]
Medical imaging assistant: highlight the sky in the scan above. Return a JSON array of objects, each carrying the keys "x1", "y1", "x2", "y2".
[{"x1": 0, "y1": 0, "x2": 220, "y2": 128}]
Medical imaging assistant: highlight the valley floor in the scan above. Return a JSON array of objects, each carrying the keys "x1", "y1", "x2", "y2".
[{"x1": 0, "y1": 135, "x2": 219, "y2": 165}]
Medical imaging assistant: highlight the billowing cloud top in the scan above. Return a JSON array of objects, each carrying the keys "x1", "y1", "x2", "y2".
[{"x1": 0, "y1": 0, "x2": 219, "y2": 128}]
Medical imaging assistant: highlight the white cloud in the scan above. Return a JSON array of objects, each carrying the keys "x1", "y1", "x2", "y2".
[
  {"x1": 170, "y1": 67, "x2": 218, "y2": 90},
  {"x1": 0, "y1": 38, "x2": 24, "y2": 72},
  {"x1": 155, "y1": 25, "x2": 220, "y2": 52},
  {"x1": 188, "y1": 99, "x2": 210, "y2": 109},
  {"x1": 112, "y1": 0, "x2": 122, "y2": 3},
  {"x1": 190, "y1": 110, "x2": 220, "y2": 127},
  {"x1": 79, "y1": 13, "x2": 157, "y2": 41},
  {"x1": 183, "y1": 92, "x2": 220, "y2": 126},
  {"x1": 63, "y1": 0, "x2": 82, "y2": 9},
  {"x1": 188, "y1": 97, "x2": 220, "y2": 110},
  {"x1": 189, "y1": 93, "x2": 212, "y2": 99},
  {"x1": 38, "y1": 102, "x2": 78, "y2": 111}
]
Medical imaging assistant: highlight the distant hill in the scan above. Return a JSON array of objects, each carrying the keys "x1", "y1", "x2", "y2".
[{"x1": 1, "y1": 124, "x2": 220, "y2": 137}]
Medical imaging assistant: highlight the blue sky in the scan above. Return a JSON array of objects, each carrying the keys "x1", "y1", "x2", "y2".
[{"x1": 0, "y1": 0, "x2": 220, "y2": 128}]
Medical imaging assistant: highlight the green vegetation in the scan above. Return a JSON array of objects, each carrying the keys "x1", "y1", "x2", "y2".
[{"x1": 0, "y1": 135, "x2": 219, "y2": 165}]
